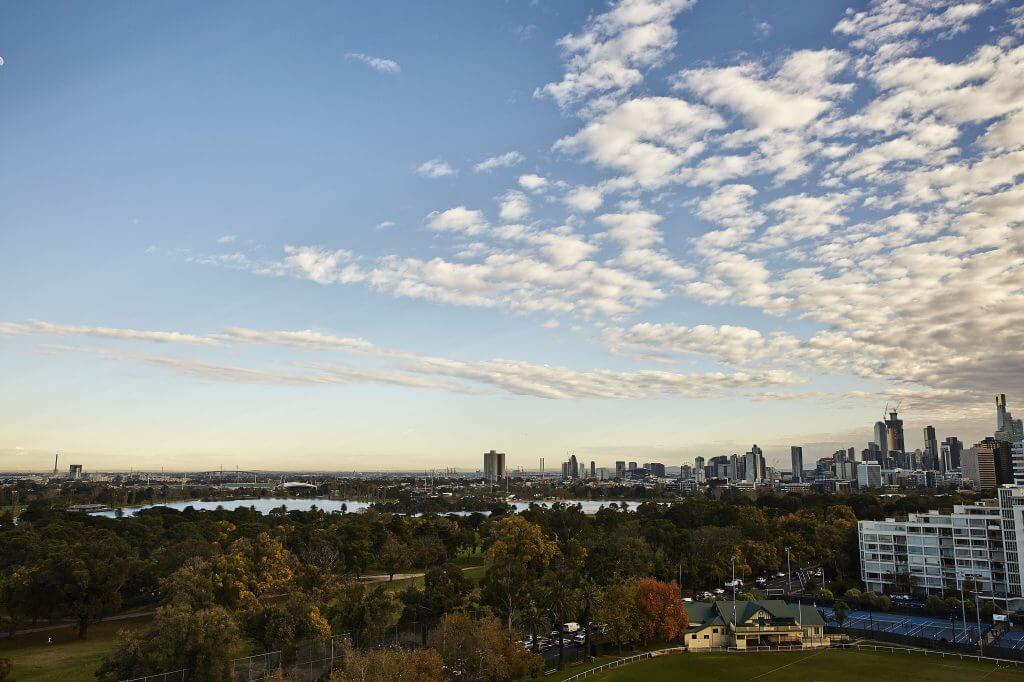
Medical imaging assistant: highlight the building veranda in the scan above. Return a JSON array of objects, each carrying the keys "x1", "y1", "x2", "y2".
[{"x1": 683, "y1": 600, "x2": 829, "y2": 650}]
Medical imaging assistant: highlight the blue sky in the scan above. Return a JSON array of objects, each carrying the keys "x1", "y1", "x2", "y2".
[{"x1": 2, "y1": 0, "x2": 1023, "y2": 471}]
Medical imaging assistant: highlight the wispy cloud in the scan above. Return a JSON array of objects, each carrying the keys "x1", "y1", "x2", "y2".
[
  {"x1": 345, "y1": 52, "x2": 401, "y2": 74},
  {"x1": 474, "y1": 151, "x2": 524, "y2": 172},
  {"x1": 415, "y1": 159, "x2": 456, "y2": 178}
]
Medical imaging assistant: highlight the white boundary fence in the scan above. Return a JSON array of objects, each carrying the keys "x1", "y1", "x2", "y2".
[
  {"x1": 553, "y1": 640, "x2": 1024, "y2": 682},
  {"x1": 832, "y1": 642, "x2": 1024, "y2": 669}
]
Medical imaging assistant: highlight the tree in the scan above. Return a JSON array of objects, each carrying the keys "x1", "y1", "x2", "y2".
[
  {"x1": 518, "y1": 601, "x2": 549, "y2": 654},
  {"x1": 833, "y1": 600, "x2": 850, "y2": 627},
  {"x1": 242, "y1": 593, "x2": 331, "y2": 662},
  {"x1": 379, "y1": 533, "x2": 412, "y2": 581},
  {"x1": 596, "y1": 581, "x2": 642, "y2": 653},
  {"x1": 0, "y1": 567, "x2": 34, "y2": 636},
  {"x1": 328, "y1": 582, "x2": 403, "y2": 647},
  {"x1": 427, "y1": 613, "x2": 542, "y2": 682},
  {"x1": 0, "y1": 658, "x2": 10, "y2": 682},
  {"x1": 633, "y1": 579, "x2": 688, "y2": 643},
  {"x1": 577, "y1": 580, "x2": 602, "y2": 661},
  {"x1": 332, "y1": 646, "x2": 443, "y2": 682},
  {"x1": 924, "y1": 594, "x2": 946, "y2": 618},
  {"x1": 482, "y1": 517, "x2": 558, "y2": 629},
  {"x1": 44, "y1": 534, "x2": 130, "y2": 639},
  {"x1": 96, "y1": 603, "x2": 239, "y2": 682},
  {"x1": 543, "y1": 571, "x2": 579, "y2": 671}
]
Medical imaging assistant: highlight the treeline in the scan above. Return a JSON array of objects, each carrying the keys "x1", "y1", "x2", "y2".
[{"x1": 0, "y1": 490, "x2": 977, "y2": 681}]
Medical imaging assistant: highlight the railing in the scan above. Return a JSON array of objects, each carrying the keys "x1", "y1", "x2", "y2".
[
  {"x1": 832, "y1": 642, "x2": 1024, "y2": 668},
  {"x1": 119, "y1": 671, "x2": 186, "y2": 682},
  {"x1": 554, "y1": 648, "x2": 684, "y2": 682}
]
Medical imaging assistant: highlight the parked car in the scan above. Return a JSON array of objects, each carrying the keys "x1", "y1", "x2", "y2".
[{"x1": 713, "y1": 588, "x2": 725, "y2": 595}]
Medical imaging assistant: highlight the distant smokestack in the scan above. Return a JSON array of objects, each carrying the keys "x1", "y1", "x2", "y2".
[{"x1": 53, "y1": 453, "x2": 59, "y2": 476}]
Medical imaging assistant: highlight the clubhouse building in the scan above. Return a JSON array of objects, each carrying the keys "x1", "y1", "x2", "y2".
[{"x1": 682, "y1": 600, "x2": 828, "y2": 649}]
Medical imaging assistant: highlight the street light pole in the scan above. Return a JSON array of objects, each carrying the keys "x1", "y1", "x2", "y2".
[
  {"x1": 731, "y1": 555, "x2": 737, "y2": 627},
  {"x1": 785, "y1": 546, "x2": 792, "y2": 596},
  {"x1": 975, "y1": 585, "x2": 983, "y2": 655}
]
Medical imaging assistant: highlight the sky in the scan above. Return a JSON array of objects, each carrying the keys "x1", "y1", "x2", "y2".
[{"x1": 2, "y1": 0, "x2": 1024, "y2": 472}]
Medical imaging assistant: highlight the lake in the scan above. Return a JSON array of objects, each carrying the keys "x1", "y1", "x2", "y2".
[{"x1": 92, "y1": 498, "x2": 646, "y2": 518}]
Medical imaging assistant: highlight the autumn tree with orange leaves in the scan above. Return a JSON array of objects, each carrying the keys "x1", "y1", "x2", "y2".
[{"x1": 634, "y1": 578, "x2": 688, "y2": 642}]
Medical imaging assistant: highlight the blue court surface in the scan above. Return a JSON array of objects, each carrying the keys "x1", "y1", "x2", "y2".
[
  {"x1": 823, "y1": 608, "x2": 991, "y2": 644},
  {"x1": 992, "y1": 629, "x2": 1024, "y2": 651}
]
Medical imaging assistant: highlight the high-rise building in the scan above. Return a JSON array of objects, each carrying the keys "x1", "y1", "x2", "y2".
[
  {"x1": 646, "y1": 462, "x2": 666, "y2": 477},
  {"x1": 628, "y1": 461, "x2": 638, "y2": 472},
  {"x1": 68, "y1": 464, "x2": 83, "y2": 480},
  {"x1": 857, "y1": 462, "x2": 881, "y2": 488},
  {"x1": 942, "y1": 436, "x2": 963, "y2": 470},
  {"x1": 873, "y1": 421, "x2": 889, "y2": 459},
  {"x1": 590, "y1": 461, "x2": 596, "y2": 478},
  {"x1": 728, "y1": 453, "x2": 739, "y2": 481},
  {"x1": 615, "y1": 461, "x2": 626, "y2": 479},
  {"x1": 923, "y1": 426, "x2": 938, "y2": 470},
  {"x1": 790, "y1": 446, "x2": 804, "y2": 482},
  {"x1": 1013, "y1": 441, "x2": 1024, "y2": 485},
  {"x1": 694, "y1": 456, "x2": 706, "y2": 483},
  {"x1": 483, "y1": 450, "x2": 506, "y2": 481},
  {"x1": 885, "y1": 410, "x2": 905, "y2": 454},
  {"x1": 862, "y1": 442, "x2": 882, "y2": 463},
  {"x1": 745, "y1": 445, "x2": 764, "y2": 483},
  {"x1": 962, "y1": 440, "x2": 998, "y2": 491},
  {"x1": 568, "y1": 453, "x2": 579, "y2": 480},
  {"x1": 996, "y1": 394, "x2": 1024, "y2": 443}
]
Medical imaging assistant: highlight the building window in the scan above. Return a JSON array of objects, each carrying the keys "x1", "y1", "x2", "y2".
[{"x1": 703, "y1": 635, "x2": 709, "y2": 640}]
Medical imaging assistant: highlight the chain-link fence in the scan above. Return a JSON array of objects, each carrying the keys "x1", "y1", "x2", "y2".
[
  {"x1": 119, "y1": 670, "x2": 187, "y2": 682},
  {"x1": 118, "y1": 634, "x2": 349, "y2": 682}
]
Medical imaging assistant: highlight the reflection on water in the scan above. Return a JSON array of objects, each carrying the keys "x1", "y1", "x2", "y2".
[{"x1": 92, "y1": 498, "x2": 645, "y2": 518}]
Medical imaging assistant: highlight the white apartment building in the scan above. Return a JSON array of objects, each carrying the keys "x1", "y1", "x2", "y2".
[{"x1": 859, "y1": 485, "x2": 1024, "y2": 611}]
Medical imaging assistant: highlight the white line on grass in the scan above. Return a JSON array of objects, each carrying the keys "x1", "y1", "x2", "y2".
[{"x1": 746, "y1": 648, "x2": 830, "y2": 680}]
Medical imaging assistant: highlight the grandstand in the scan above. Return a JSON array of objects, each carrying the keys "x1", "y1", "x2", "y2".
[{"x1": 823, "y1": 608, "x2": 991, "y2": 645}]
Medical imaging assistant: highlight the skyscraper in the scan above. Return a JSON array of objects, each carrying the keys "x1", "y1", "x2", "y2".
[
  {"x1": 694, "y1": 456, "x2": 706, "y2": 483},
  {"x1": 745, "y1": 445, "x2": 764, "y2": 483},
  {"x1": 568, "y1": 453, "x2": 578, "y2": 480},
  {"x1": 483, "y1": 450, "x2": 506, "y2": 481},
  {"x1": 923, "y1": 426, "x2": 938, "y2": 470},
  {"x1": 615, "y1": 461, "x2": 626, "y2": 479},
  {"x1": 885, "y1": 410, "x2": 905, "y2": 453},
  {"x1": 996, "y1": 394, "x2": 1024, "y2": 443},
  {"x1": 942, "y1": 436, "x2": 963, "y2": 470},
  {"x1": 963, "y1": 439, "x2": 998, "y2": 491},
  {"x1": 590, "y1": 461, "x2": 596, "y2": 478},
  {"x1": 873, "y1": 421, "x2": 889, "y2": 459},
  {"x1": 790, "y1": 446, "x2": 803, "y2": 482}
]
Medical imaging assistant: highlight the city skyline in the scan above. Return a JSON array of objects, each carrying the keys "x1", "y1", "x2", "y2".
[{"x1": 3, "y1": 0, "x2": 1024, "y2": 470}]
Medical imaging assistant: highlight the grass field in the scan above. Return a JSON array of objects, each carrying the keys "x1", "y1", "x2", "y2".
[
  {"x1": 587, "y1": 648, "x2": 1024, "y2": 682},
  {"x1": 0, "y1": 617, "x2": 150, "y2": 682}
]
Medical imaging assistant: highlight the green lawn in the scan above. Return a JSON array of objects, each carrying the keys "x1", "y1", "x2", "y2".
[
  {"x1": 584, "y1": 648, "x2": 1024, "y2": 682},
  {"x1": 0, "y1": 617, "x2": 150, "y2": 682}
]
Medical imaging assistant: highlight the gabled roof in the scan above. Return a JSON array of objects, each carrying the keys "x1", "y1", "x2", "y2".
[{"x1": 684, "y1": 600, "x2": 825, "y2": 627}]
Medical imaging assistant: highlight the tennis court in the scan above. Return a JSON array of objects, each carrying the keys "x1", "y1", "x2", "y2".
[
  {"x1": 823, "y1": 608, "x2": 991, "y2": 644},
  {"x1": 994, "y1": 630, "x2": 1024, "y2": 652}
]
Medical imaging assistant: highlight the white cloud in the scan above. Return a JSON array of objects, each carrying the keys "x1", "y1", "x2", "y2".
[
  {"x1": 282, "y1": 246, "x2": 364, "y2": 285},
  {"x1": 498, "y1": 190, "x2": 531, "y2": 221},
  {"x1": 474, "y1": 151, "x2": 525, "y2": 172},
  {"x1": 426, "y1": 206, "x2": 488, "y2": 235},
  {"x1": 376, "y1": 221, "x2": 396, "y2": 230},
  {"x1": 605, "y1": 322, "x2": 799, "y2": 365},
  {"x1": 345, "y1": 52, "x2": 401, "y2": 74},
  {"x1": 554, "y1": 96, "x2": 724, "y2": 187},
  {"x1": 415, "y1": 159, "x2": 457, "y2": 178},
  {"x1": 537, "y1": 0, "x2": 697, "y2": 109},
  {"x1": 518, "y1": 174, "x2": 549, "y2": 191},
  {"x1": 216, "y1": 235, "x2": 237, "y2": 244},
  {"x1": 563, "y1": 185, "x2": 604, "y2": 212}
]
